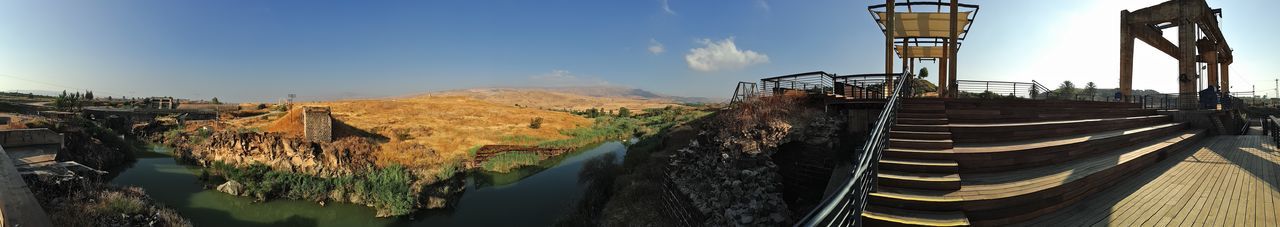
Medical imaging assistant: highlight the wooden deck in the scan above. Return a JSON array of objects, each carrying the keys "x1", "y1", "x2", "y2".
[{"x1": 1019, "y1": 134, "x2": 1280, "y2": 226}]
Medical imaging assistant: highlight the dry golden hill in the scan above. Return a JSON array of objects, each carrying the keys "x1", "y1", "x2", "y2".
[
  {"x1": 244, "y1": 95, "x2": 593, "y2": 169},
  {"x1": 427, "y1": 87, "x2": 683, "y2": 113}
]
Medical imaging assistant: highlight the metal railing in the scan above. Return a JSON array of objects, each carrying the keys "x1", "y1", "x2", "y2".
[
  {"x1": 761, "y1": 71, "x2": 838, "y2": 96},
  {"x1": 796, "y1": 73, "x2": 914, "y2": 226},
  {"x1": 832, "y1": 74, "x2": 900, "y2": 99},
  {"x1": 731, "y1": 81, "x2": 759, "y2": 104},
  {"x1": 733, "y1": 72, "x2": 904, "y2": 103},
  {"x1": 954, "y1": 80, "x2": 1044, "y2": 99},
  {"x1": 1135, "y1": 93, "x2": 1203, "y2": 110}
]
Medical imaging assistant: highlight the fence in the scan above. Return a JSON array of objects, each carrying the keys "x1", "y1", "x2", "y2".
[
  {"x1": 952, "y1": 80, "x2": 1055, "y2": 99},
  {"x1": 731, "y1": 72, "x2": 904, "y2": 104}
]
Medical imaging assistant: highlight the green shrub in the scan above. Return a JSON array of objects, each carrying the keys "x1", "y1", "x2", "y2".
[
  {"x1": 480, "y1": 151, "x2": 541, "y2": 173},
  {"x1": 207, "y1": 162, "x2": 418, "y2": 216}
]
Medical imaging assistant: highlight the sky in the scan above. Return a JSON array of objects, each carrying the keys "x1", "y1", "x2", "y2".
[{"x1": 1, "y1": 0, "x2": 1278, "y2": 102}]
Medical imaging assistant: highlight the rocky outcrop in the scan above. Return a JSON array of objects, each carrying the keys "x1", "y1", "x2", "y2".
[
  {"x1": 178, "y1": 132, "x2": 377, "y2": 177},
  {"x1": 216, "y1": 180, "x2": 245, "y2": 196},
  {"x1": 667, "y1": 95, "x2": 839, "y2": 226}
]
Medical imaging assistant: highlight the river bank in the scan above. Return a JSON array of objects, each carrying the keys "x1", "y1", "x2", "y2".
[
  {"x1": 109, "y1": 141, "x2": 632, "y2": 226},
  {"x1": 145, "y1": 105, "x2": 712, "y2": 218},
  {"x1": 8, "y1": 114, "x2": 192, "y2": 226}
]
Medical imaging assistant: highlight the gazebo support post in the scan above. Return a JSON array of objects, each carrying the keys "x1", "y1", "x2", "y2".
[
  {"x1": 885, "y1": 0, "x2": 896, "y2": 95},
  {"x1": 948, "y1": 0, "x2": 959, "y2": 98}
]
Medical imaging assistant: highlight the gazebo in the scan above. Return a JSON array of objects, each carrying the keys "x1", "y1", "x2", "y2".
[{"x1": 869, "y1": 0, "x2": 979, "y2": 97}]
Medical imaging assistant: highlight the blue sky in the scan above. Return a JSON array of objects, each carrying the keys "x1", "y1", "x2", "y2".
[{"x1": 1, "y1": 0, "x2": 1277, "y2": 102}]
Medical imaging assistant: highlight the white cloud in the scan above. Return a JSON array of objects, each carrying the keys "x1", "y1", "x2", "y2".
[
  {"x1": 684, "y1": 37, "x2": 770, "y2": 72},
  {"x1": 660, "y1": 0, "x2": 676, "y2": 15},
  {"x1": 529, "y1": 70, "x2": 610, "y2": 86},
  {"x1": 756, "y1": 0, "x2": 770, "y2": 12},
  {"x1": 648, "y1": 39, "x2": 666, "y2": 54}
]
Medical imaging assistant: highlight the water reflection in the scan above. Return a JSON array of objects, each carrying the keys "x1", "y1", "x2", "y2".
[{"x1": 109, "y1": 141, "x2": 630, "y2": 227}]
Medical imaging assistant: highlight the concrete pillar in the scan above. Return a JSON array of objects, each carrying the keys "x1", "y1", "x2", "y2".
[
  {"x1": 948, "y1": 0, "x2": 959, "y2": 98},
  {"x1": 1119, "y1": 10, "x2": 1134, "y2": 98},
  {"x1": 885, "y1": 0, "x2": 895, "y2": 95},
  {"x1": 1178, "y1": 22, "x2": 1198, "y2": 109}
]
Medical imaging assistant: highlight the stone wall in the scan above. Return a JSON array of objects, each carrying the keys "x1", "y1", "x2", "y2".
[
  {"x1": 0, "y1": 128, "x2": 64, "y2": 148},
  {"x1": 302, "y1": 106, "x2": 332, "y2": 143}
]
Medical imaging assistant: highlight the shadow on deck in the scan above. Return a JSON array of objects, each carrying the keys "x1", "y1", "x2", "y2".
[{"x1": 1019, "y1": 135, "x2": 1280, "y2": 226}]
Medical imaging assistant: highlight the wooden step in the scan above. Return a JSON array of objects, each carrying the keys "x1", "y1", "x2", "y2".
[
  {"x1": 885, "y1": 148, "x2": 955, "y2": 160},
  {"x1": 901, "y1": 113, "x2": 948, "y2": 119},
  {"x1": 890, "y1": 138, "x2": 954, "y2": 150},
  {"x1": 863, "y1": 204, "x2": 970, "y2": 227},
  {"x1": 946, "y1": 108, "x2": 1156, "y2": 124},
  {"x1": 877, "y1": 170, "x2": 961, "y2": 190},
  {"x1": 895, "y1": 124, "x2": 951, "y2": 132},
  {"x1": 944, "y1": 99, "x2": 1140, "y2": 110},
  {"x1": 902, "y1": 108, "x2": 947, "y2": 114},
  {"x1": 952, "y1": 123, "x2": 1184, "y2": 173},
  {"x1": 903, "y1": 98, "x2": 946, "y2": 105},
  {"x1": 899, "y1": 118, "x2": 949, "y2": 125},
  {"x1": 880, "y1": 158, "x2": 959, "y2": 173},
  {"x1": 868, "y1": 129, "x2": 1205, "y2": 225},
  {"x1": 948, "y1": 115, "x2": 1171, "y2": 143},
  {"x1": 891, "y1": 131, "x2": 952, "y2": 140},
  {"x1": 903, "y1": 103, "x2": 946, "y2": 111}
]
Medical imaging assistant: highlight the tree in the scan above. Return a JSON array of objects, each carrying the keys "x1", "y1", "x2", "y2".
[
  {"x1": 918, "y1": 67, "x2": 929, "y2": 79},
  {"x1": 1084, "y1": 82, "x2": 1098, "y2": 99},
  {"x1": 618, "y1": 107, "x2": 631, "y2": 118},
  {"x1": 84, "y1": 90, "x2": 94, "y2": 100},
  {"x1": 1057, "y1": 80, "x2": 1077, "y2": 97},
  {"x1": 211, "y1": 97, "x2": 221, "y2": 104},
  {"x1": 53, "y1": 90, "x2": 79, "y2": 110}
]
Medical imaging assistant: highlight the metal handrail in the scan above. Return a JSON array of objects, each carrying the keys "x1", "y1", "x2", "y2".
[{"x1": 796, "y1": 73, "x2": 914, "y2": 226}]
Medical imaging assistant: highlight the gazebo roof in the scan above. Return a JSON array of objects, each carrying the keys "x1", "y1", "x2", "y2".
[{"x1": 870, "y1": 1, "x2": 980, "y2": 59}]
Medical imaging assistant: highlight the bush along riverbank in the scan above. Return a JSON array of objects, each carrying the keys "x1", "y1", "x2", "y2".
[
  {"x1": 474, "y1": 106, "x2": 712, "y2": 173},
  {"x1": 205, "y1": 162, "x2": 435, "y2": 217},
  {"x1": 159, "y1": 130, "x2": 464, "y2": 217},
  {"x1": 25, "y1": 168, "x2": 190, "y2": 226}
]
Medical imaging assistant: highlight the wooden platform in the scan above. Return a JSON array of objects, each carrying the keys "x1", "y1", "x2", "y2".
[
  {"x1": 864, "y1": 98, "x2": 1208, "y2": 226},
  {"x1": 1018, "y1": 135, "x2": 1280, "y2": 226}
]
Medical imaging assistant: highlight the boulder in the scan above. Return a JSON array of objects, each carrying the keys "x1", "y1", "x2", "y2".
[{"x1": 216, "y1": 180, "x2": 245, "y2": 196}]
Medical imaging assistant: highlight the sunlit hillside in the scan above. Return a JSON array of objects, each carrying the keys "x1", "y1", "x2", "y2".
[
  {"x1": 243, "y1": 95, "x2": 594, "y2": 169},
  {"x1": 427, "y1": 87, "x2": 683, "y2": 113}
]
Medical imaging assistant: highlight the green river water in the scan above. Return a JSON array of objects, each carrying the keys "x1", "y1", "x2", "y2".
[{"x1": 109, "y1": 141, "x2": 629, "y2": 227}]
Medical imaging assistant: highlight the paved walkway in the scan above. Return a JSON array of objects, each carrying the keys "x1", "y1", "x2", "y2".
[{"x1": 1020, "y1": 135, "x2": 1280, "y2": 226}]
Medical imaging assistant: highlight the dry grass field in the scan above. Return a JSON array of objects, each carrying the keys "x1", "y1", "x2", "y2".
[
  {"x1": 428, "y1": 88, "x2": 680, "y2": 113},
  {"x1": 243, "y1": 95, "x2": 594, "y2": 170}
]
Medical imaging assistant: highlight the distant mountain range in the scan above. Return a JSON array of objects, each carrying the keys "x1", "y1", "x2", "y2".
[{"x1": 441, "y1": 86, "x2": 718, "y2": 104}]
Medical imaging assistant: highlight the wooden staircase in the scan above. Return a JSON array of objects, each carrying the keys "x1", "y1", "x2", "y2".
[{"x1": 862, "y1": 99, "x2": 1206, "y2": 226}]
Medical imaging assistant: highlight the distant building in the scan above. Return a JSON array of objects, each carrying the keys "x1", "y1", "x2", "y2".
[{"x1": 144, "y1": 97, "x2": 176, "y2": 109}]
